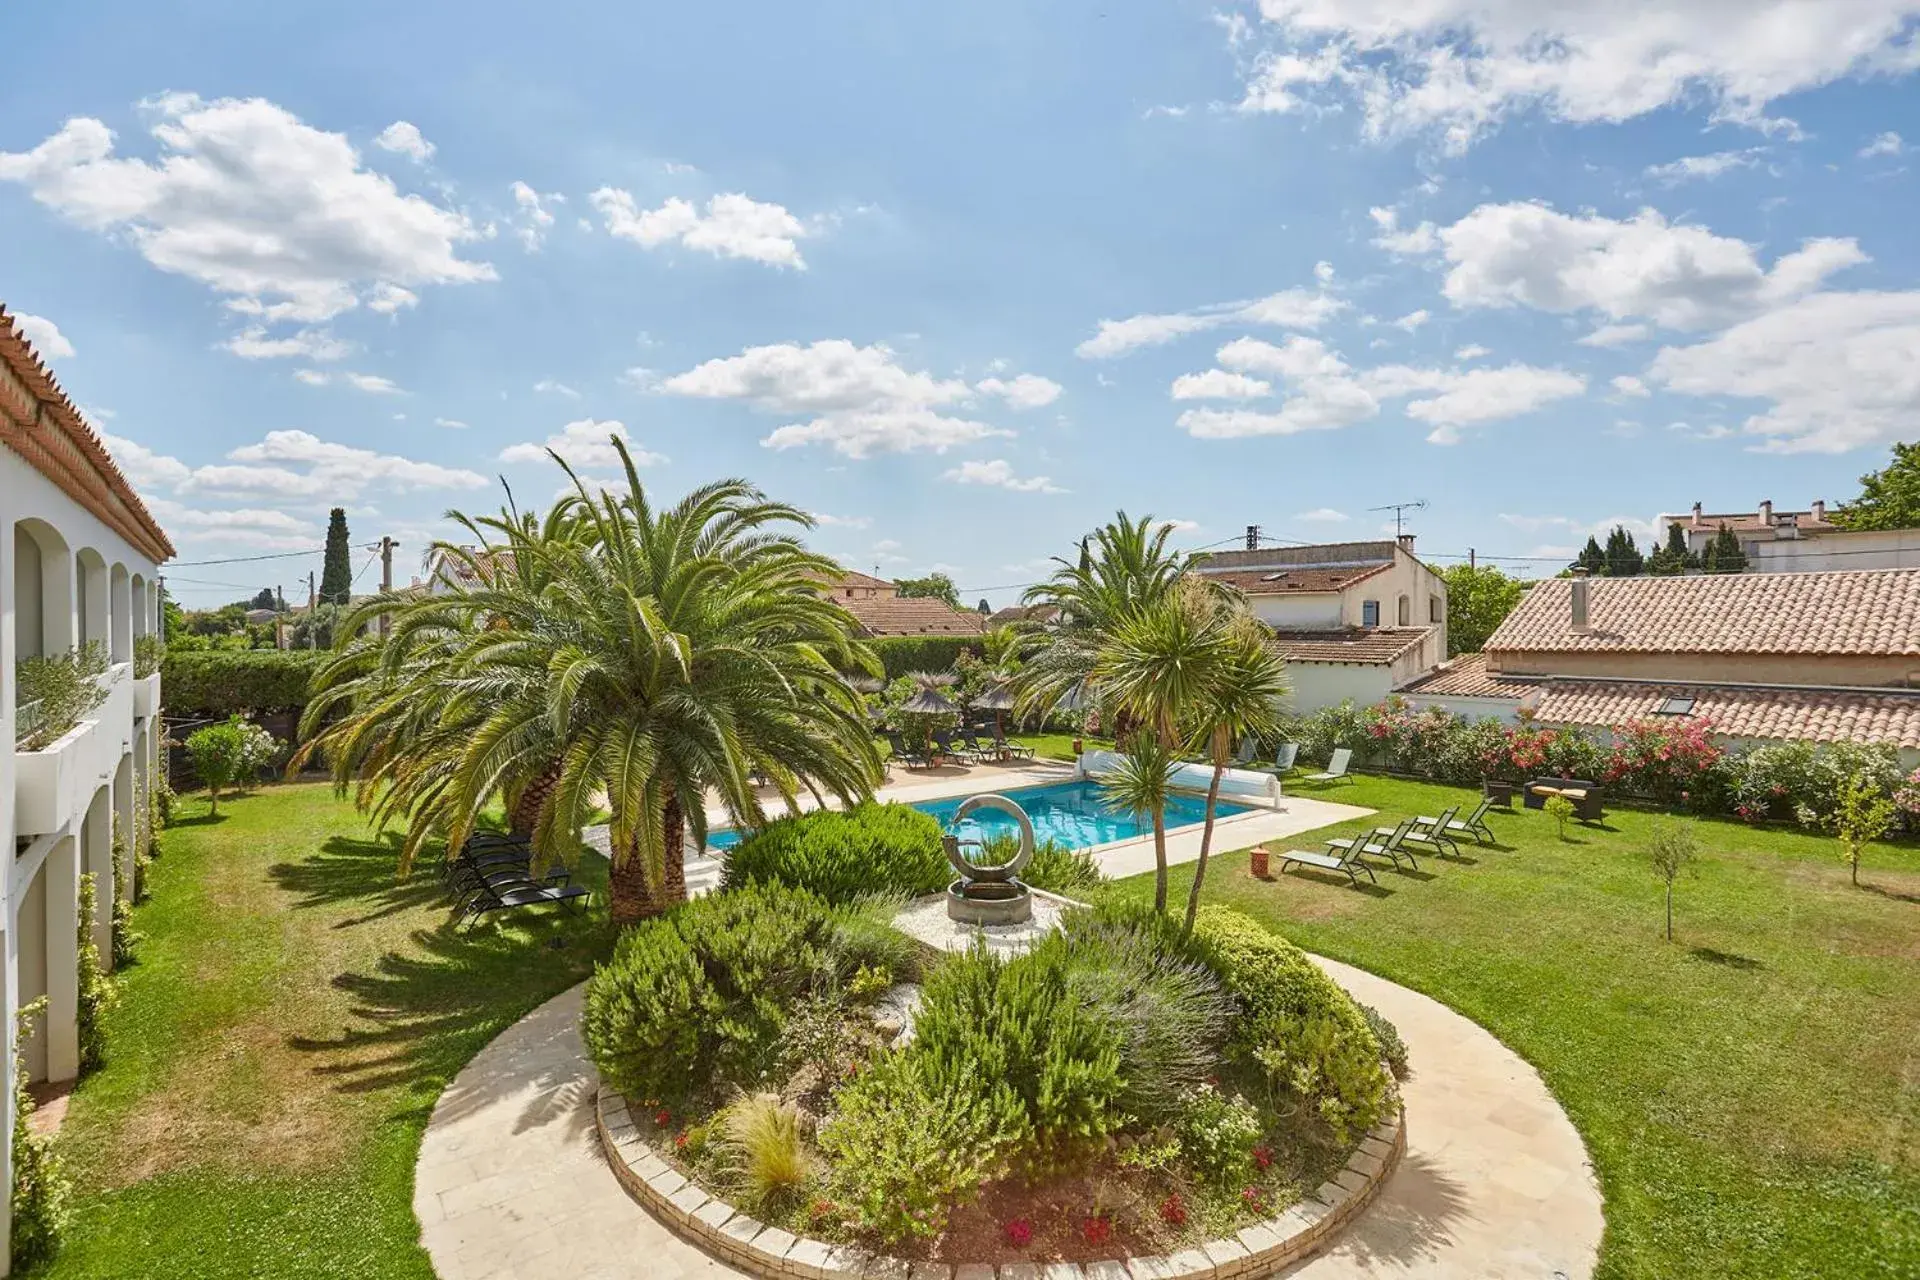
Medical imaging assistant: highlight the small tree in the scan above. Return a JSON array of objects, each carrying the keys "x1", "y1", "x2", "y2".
[
  {"x1": 1574, "y1": 536, "x2": 1607, "y2": 577},
  {"x1": 1702, "y1": 524, "x2": 1748, "y2": 574},
  {"x1": 1437, "y1": 562, "x2": 1525, "y2": 655},
  {"x1": 1646, "y1": 522, "x2": 1691, "y2": 575},
  {"x1": 1603, "y1": 525, "x2": 1644, "y2": 577},
  {"x1": 1831, "y1": 440, "x2": 1920, "y2": 531},
  {"x1": 319, "y1": 507, "x2": 353, "y2": 605},
  {"x1": 895, "y1": 573, "x2": 961, "y2": 608},
  {"x1": 1543, "y1": 793, "x2": 1576, "y2": 840},
  {"x1": 1831, "y1": 772, "x2": 1895, "y2": 887},
  {"x1": 249, "y1": 587, "x2": 276, "y2": 611},
  {"x1": 184, "y1": 718, "x2": 251, "y2": 814},
  {"x1": 1646, "y1": 821, "x2": 1700, "y2": 941}
]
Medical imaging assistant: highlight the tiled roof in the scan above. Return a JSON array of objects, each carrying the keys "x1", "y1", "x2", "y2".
[
  {"x1": 1270, "y1": 627, "x2": 1432, "y2": 665},
  {"x1": 987, "y1": 604, "x2": 1059, "y2": 628},
  {"x1": 1533, "y1": 681, "x2": 1920, "y2": 749},
  {"x1": 437, "y1": 548, "x2": 515, "y2": 588},
  {"x1": 0, "y1": 305, "x2": 174, "y2": 562},
  {"x1": 840, "y1": 595, "x2": 987, "y2": 637},
  {"x1": 1198, "y1": 540, "x2": 1397, "y2": 572},
  {"x1": 1484, "y1": 570, "x2": 1920, "y2": 657},
  {"x1": 1397, "y1": 654, "x2": 1920, "y2": 748},
  {"x1": 1201, "y1": 563, "x2": 1392, "y2": 595},
  {"x1": 830, "y1": 568, "x2": 895, "y2": 592}
]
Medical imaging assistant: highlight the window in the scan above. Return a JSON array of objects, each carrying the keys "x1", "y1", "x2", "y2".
[
  {"x1": 1429, "y1": 596, "x2": 1442, "y2": 623},
  {"x1": 1397, "y1": 594, "x2": 1410, "y2": 626},
  {"x1": 1654, "y1": 695, "x2": 1696, "y2": 716},
  {"x1": 1361, "y1": 599, "x2": 1379, "y2": 627}
]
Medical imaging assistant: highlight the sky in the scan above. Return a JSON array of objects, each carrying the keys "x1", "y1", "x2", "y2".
[{"x1": 4, "y1": 1, "x2": 1919, "y2": 608}]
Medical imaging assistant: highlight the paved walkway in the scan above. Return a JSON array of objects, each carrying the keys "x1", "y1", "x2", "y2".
[{"x1": 414, "y1": 964, "x2": 1603, "y2": 1280}]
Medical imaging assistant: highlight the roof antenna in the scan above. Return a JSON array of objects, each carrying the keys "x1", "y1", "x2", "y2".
[{"x1": 1367, "y1": 499, "x2": 1429, "y2": 538}]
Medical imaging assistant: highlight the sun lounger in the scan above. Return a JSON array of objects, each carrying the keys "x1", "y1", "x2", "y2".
[
  {"x1": 1327, "y1": 816, "x2": 1419, "y2": 871},
  {"x1": 1305, "y1": 746, "x2": 1353, "y2": 785},
  {"x1": 1383, "y1": 805, "x2": 1460, "y2": 857},
  {"x1": 454, "y1": 877, "x2": 590, "y2": 928},
  {"x1": 1419, "y1": 795, "x2": 1498, "y2": 845},
  {"x1": 992, "y1": 726, "x2": 1035, "y2": 761},
  {"x1": 1275, "y1": 843, "x2": 1377, "y2": 886},
  {"x1": 885, "y1": 731, "x2": 933, "y2": 770},
  {"x1": 932, "y1": 729, "x2": 979, "y2": 764},
  {"x1": 1273, "y1": 742, "x2": 1300, "y2": 772}
]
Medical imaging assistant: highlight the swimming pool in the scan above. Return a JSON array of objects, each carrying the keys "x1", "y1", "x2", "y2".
[{"x1": 703, "y1": 779, "x2": 1255, "y2": 852}]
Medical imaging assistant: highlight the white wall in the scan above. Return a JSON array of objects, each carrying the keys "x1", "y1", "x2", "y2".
[
  {"x1": 1289, "y1": 662, "x2": 1396, "y2": 714},
  {"x1": 1250, "y1": 593, "x2": 1343, "y2": 628},
  {"x1": 1749, "y1": 528, "x2": 1920, "y2": 573}
]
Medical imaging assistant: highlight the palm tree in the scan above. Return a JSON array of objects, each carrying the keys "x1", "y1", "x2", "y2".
[
  {"x1": 302, "y1": 439, "x2": 885, "y2": 925},
  {"x1": 1182, "y1": 614, "x2": 1288, "y2": 934},
  {"x1": 1013, "y1": 511, "x2": 1210, "y2": 734},
  {"x1": 1096, "y1": 732, "x2": 1179, "y2": 912}
]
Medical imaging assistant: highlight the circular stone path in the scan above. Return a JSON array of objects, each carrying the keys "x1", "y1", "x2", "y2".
[{"x1": 414, "y1": 961, "x2": 1602, "y2": 1280}]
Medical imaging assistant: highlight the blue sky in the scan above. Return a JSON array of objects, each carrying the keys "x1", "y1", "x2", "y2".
[{"x1": 5, "y1": 1, "x2": 1919, "y2": 607}]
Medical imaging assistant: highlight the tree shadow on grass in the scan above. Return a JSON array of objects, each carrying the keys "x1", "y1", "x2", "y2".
[
  {"x1": 268, "y1": 833, "x2": 445, "y2": 927},
  {"x1": 1859, "y1": 881, "x2": 1920, "y2": 905},
  {"x1": 1689, "y1": 946, "x2": 1764, "y2": 971},
  {"x1": 168, "y1": 811, "x2": 230, "y2": 828},
  {"x1": 1275, "y1": 868, "x2": 1395, "y2": 898}
]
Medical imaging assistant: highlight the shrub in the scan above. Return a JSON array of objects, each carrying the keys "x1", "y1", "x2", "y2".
[
  {"x1": 1602, "y1": 717, "x2": 1724, "y2": 806},
  {"x1": 14, "y1": 643, "x2": 109, "y2": 750},
  {"x1": 1297, "y1": 701, "x2": 1370, "y2": 768},
  {"x1": 10, "y1": 997, "x2": 70, "y2": 1270},
  {"x1": 111, "y1": 897, "x2": 141, "y2": 969},
  {"x1": 582, "y1": 882, "x2": 887, "y2": 1106},
  {"x1": 76, "y1": 873, "x2": 117, "y2": 1075},
  {"x1": 1357, "y1": 1003, "x2": 1409, "y2": 1080},
  {"x1": 161, "y1": 649, "x2": 326, "y2": 717},
  {"x1": 1647, "y1": 821, "x2": 1700, "y2": 941},
  {"x1": 132, "y1": 633, "x2": 165, "y2": 680},
  {"x1": 183, "y1": 716, "x2": 277, "y2": 813},
  {"x1": 911, "y1": 940, "x2": 1128, "y2": 1150},
  {"x1": 1830, "y1": 772, "x2": 1896, "y2": 888},
  {"x1": 1189, "y1": 907, "x2": 1388, "y2": 1142},
  {"x1": 818, "y1": 1050, "x2": 1026, "y2": 1241},
  {"x1": 713, "y1": 1094, "x2": 814, "y2": 1211},
  {"x1": 1176, "y1": 1083, "x2": 1263, "y2": 1187},
  {"x1": 867, "y1": 635, "x2": 979, "y2": 681},
  {"x1": 980, "y1": 833, "x2": 1105, "y2": 897},
  {"x1": 1543, "y1": 793, "x2": 1576, "y2": 839},
  {"x1": 723, "y1": 803, "x2": 948, "y2": 902}
]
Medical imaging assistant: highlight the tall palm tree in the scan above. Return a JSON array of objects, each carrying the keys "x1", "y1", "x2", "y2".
[
  {"x1": 301, "y1": 439, "x2": 885, "y2": 925},
  {"x1": 1012, "y1": 511, "x2": 1209, "y2": 732},
  {"x1": 1096, "y1": 732, "x2": 1180, "y2": 913},
  {"x1": 1182, "y1": 613, "x2": 1288, "y2": 935}
]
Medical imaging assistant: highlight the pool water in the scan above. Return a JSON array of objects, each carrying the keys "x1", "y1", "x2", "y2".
[{"x1": 704, "y1": 779, "x2": 1253, "y2": 852}]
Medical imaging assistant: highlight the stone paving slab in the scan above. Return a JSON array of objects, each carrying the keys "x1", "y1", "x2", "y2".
[{"x1": 415, "y1": 956, "x2": 1602, "y2": 1280}]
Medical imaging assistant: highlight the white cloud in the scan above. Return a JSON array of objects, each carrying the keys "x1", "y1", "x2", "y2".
[
  {"x1": 0, "y1": 95, "x2": 494, "y2": 323},
  {"x1": 1368, "y1": 207, "x2": 1438, "y2": 254},
  {"x1": 1217, "y1": 335, "x2": 1349, "y2": 379},
  {"x1": 1859, "y1": 131, "x2": 1904, "y2": 158},
  {"x1": 293, "y1": 369, "x2": 328, "y2": 386},
  {"x1": 1430, "y1": 202, "x2": 1867, "y2": 330},
  {"x1": 660, "y1": 339, "x2": 1011, "y2": 458},
  {"x1": 1578, "y1": 323, "x2": 1652, "y2": 347},
  {"x1": 372, "y1": 121, "x2": 434, "y2": 162},
  {"x1": 224, "y1": 327, "x2": 351, "y2": 361},
  {"x1": 1668, "y1": 420, "x2": 1736, "y2": 440},
  {"x1": 434, "y1": 417, "x2": 468, "y2": 429},
  {"x1": 500, "y1": 418, "x2": 664, "y2": 470},
  {"x1": 1295, "y1": 507, "x2": 1349, "y2": 522},
  {"x1": 143, "y1": 495, "x2": 317, "y2": 547},
  {"x1": 976, "y1": 373, "x2": 1062, "y2": 409},
  {"x1": 533, "y1": 379, "x2": 581, "y2": 399},
  {"x1": 1644, "y1": 149, "x2": 1765, "y2": 183},
  {"x1": 1390, "y1": 308, "x2": 1430, "y2": 332},
  {"x1": 942, "y1": 459, "x2": 1065, "y2": 494},
  {"x1": 1232, "y1": 1, "x2": 1920, "y2": 151},
  {"x1": 1649, "y1": 290, "x2": 1920, "y2": 453},
  {"x1": 1161, "y1": 518, "x2": 1202, "y2": 534},
  {"x1": 104, "y1": 434, "x2": 193, "y2": 489},
  {"x1": 13, "y1": 312, "x2": 75, "y2": 359},
  {"x1": 1075, "y1": 285, "x2": 1346, "y2": 359},
  {"x1": 345, "y1": 372, "x2": 402, "y2": 394},
  {"x1": 811, "y1": 512, "x2": 872, "y2": 530},
  {"x1": 509, "y1": 181, "x2": 561, "y2": 251},
  {"x1": 1454, "y1": 344, "x2": 1491, "y2": 360},
  {"x1": 367, "y1": 283, "x2": 417, "y2": 314},
  {"x1": 110, "y1": 428, "x2": 485, "y2": 505},
  {"x1": 1171, "y1": 369, "x2": 1273, "y2": 400},
  {"x1": 591, "y1": 187, "x2": 809, "y2": 268},
  {"x1": 1394, "y1": 364, "x2": 1589, "y2": 444},
  {"x1": 1611, "y1": 374, "x2": 1651, "y2": 397}
]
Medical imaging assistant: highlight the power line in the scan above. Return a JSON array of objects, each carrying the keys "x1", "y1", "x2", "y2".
[{"x1": 169, "y1": 547, "x2": 325, "y2": 567}]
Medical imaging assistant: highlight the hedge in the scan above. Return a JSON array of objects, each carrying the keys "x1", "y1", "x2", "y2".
[
  {"x1": 868, "y1": 636, "x2": 980, "y2": 680},
  {"x1": 722, "y1": 803, "x2": 949, "y2": 902},
  {"x1": 161, "y1": 650, "x2": 327, "y2": 717}
]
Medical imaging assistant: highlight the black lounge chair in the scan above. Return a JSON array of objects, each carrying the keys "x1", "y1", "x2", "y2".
[
  {"x1": 960, "y1": 726, "x2": 1000, "y2": 761},
  {"x1": 1418, "y1": 796, "x2": 1498, "y2": 846},
  {"x1": 1380, "y1": 805, "x2": 1462, "y2": 857},
  {"x1": 454, "y1": 877, "x2": 590, "y2": 928},
  {"x1": 885, "y1": 731, "x2": 932, "y2": 770},
  {"x1": 933, "y1": 729, "x2": 981, "y2": 765},
  {"x1": 991, "y1": 726, "x2": 1035, "y2": 761}
]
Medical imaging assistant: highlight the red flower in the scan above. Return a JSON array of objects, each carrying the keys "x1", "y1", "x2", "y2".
[
  {"x1": 652, "y1": 1108, "x2": 672, "y2": 1128},
  {"x1": 1082, "y1": 1216, "x2": 1113, "y2": 1247},
  {"x1": 1241, "y1": 1186, "x2": 1268, "y2": 1213},
  {"x1": 1158, "y1": 1194, "x2": 1187, "y2": 1226},
  {"x1": 673, "y1": 1130, "x2": 689, "y2": 1151},
  {"x1": 1003, "y1": 1218, "x2": 1033, "y2": 1247},
  {"x1": 1252, "y1": 1145, "x2": 1273, "y2": 1172}
]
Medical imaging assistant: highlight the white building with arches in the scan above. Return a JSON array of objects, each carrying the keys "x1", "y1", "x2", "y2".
[{"x1": 0, "y1": 307, "x2": 172, "y2": 1270}]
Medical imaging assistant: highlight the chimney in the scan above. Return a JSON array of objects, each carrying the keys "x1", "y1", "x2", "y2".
[
  {"x1": 1691, "y1": 501, "x2": 1703, "y2": 525},
  {"x1": 1245, "y1": 524, "x2": 1261, "y2": 551},
  {"x1": 1811, "y1": 499, "x2": 1826, "y2": 522},
  {"x1": 1758, "y1": 499, "x2": 1772, "y2": 526},
  {"x1": 1570, "y1": 567, "x2": 1591, "y2": 634},
  {"x1": 1396, "y1": 533, "x2": 1416, "y2": 553}
]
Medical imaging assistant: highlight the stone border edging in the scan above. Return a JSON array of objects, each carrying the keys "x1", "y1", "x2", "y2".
[{"x1": 593, "y1": 1081, "x2": 1406, "y2": 1280}]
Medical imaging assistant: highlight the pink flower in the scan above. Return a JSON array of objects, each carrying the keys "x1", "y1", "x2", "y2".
[
  {"x1": 1252, "y1": 1145, "x2": 1273, "y2": 1171},
  {"x1": 1003, "y1": 1218, "x2": 1033, "y2": 1247},
  {"x1": 1082, "y1": 1216, "x2": 1113, "y2": 1247},
  {"x1": 1158, "y1": 1194, "x2": 1187, "y2": 1226},
  {"x1": 652, "y1": 1108, "x2": 672, "y2": 1128}
]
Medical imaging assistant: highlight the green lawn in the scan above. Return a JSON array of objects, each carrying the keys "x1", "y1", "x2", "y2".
[
  {"x1": 1009, "y1": 732, "x2": 1114, "y2": 761},
  {"x1": 1101, "y1": 774, "x2": 1920, "y2": 1280},
  {"x1": 38, "y1": 783, "x2": 613, "y2": 1279}
]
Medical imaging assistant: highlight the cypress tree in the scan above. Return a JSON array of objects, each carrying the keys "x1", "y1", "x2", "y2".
[
  {"x1": 1574, "y1": 535, "x2": 1607, "y2": 577},
  {"x1": 319, "y1": 508, "x2": 353, "y2": 605},
  {"x1": 1603, "y1": 525, "x2": 1644, "y2": 577},
  {"x1": 1703, "y1": 523, "x2": 1748, "y2": 574},
  {"x1": 1647, "y1": 522, "x2": 1689, "y2": 575}
]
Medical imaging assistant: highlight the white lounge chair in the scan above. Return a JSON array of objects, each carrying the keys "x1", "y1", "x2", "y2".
[
  {"x1": 1306, "y1": 747, "x2": 1353, "y2": 785},
  {"x1": 1273, "y1": 742, "x2": 1300, "y2": 772}
]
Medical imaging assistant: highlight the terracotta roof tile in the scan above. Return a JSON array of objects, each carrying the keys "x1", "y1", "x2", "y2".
[
  {"x1": 829, "y1": 569, "x2": 895, "y2": 591},
  {"x1": 1270, "y1": 627, "x2": 1433, "y2": 664},
  {"x1": 1532, "y1": 681, "x2": 1920, "y2": 749},
  {"x1": 841, "y1": 595, "x2": 986, "y2": 637},
  {"x1": 1198, "y1": 540, "x2": 1397, "y2": 572},
  {"x1": 1200, "y1": 563, "x2": 1393, "y2": 595},
  {"x1": 1485, "y1": 570, "x2": 1920, "y2": 657},
  {"x1": 1397, "y1": 653, "x2": 1532, "y2": 697}
]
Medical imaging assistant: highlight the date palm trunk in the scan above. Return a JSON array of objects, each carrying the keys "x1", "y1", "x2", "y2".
[
  {"x1": 606, "y1": 793, "x2": 689, "y2": 928},
  {"x1": 507, "y1": 761, "x2": 562, "y2": 838}
]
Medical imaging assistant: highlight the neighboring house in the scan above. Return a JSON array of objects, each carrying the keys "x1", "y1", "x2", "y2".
[
  {"x1": 425, "y1": 546, "x2": 515, "y2": 594},
  {"x1": 987, "y1": 603, "x2": 1059, "y2": 630},
  {"x1": 1193, "y1": 537, "x2": 1448, "y2": 713},
  {"x1": 1662, "y1": 498, "x2": 1920, "y2": 572},
  {"x1": 244, "y1": 607, "x2": 279, "y2": 625},
  {"x1": 1399, "y1": 568, "x2": 1920, "y2": 763},
  {"x1": 819, "y1": 571, "x2": 986, "y2": 638},
  {"x1": 2, "y1": 306, "x2": 172, "y2": 1267}
]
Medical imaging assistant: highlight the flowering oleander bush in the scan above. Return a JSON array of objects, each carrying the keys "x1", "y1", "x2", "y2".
[
  {"x1": 1894, "y1": 767, "x2": 1920, "y2": 821},
  {"x1": 1602, "y1": 717, "x2": 1725, "y2": 807}
]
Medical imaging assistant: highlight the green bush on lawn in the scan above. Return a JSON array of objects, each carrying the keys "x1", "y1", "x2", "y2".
[{"x1": 722, "y1": 803, "x2": 948, "y2": 902}]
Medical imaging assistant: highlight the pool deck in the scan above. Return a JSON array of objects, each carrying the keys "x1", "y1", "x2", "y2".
[{"x1": 589, "y1": 756, "x2": 1376, "y2": 886}]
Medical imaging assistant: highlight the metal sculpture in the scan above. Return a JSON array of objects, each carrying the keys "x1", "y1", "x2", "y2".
[{"x1": 943, "y1": 793, "x2": 1036, "y2": 925}]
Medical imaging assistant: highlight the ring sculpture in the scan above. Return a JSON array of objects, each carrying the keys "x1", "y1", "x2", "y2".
[{"x1": 944, "y1": 793, "x2": 1037, "y2": 925}]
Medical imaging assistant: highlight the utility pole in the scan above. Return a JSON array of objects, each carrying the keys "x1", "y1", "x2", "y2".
[
  {"x1": 1468, "y1": 548, "x2": 1476, "y2": 570},
  {"x1": 1245, "y1": 524, "x2": 1261, "y2": 551},
  {"x1": 307, "y1": 571, "x2": 316, "y2": 611},
  {"x1": 379, "y1": 536, "x2": 398, "y2": 637}
]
